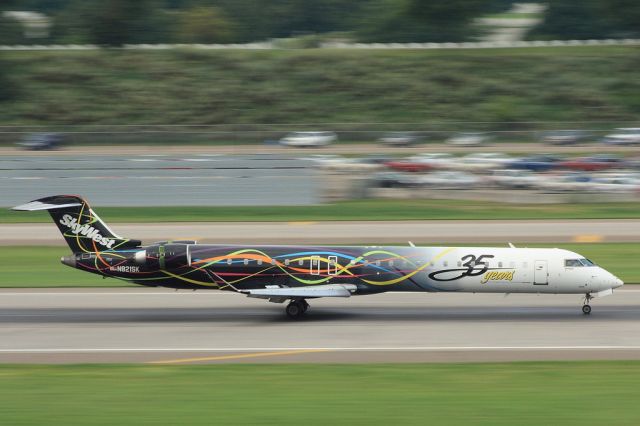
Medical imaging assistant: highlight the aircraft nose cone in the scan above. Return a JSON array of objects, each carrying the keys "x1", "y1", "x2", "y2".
[{"x1": 615, "y1": 278, "x2": 624, "y2": 288}]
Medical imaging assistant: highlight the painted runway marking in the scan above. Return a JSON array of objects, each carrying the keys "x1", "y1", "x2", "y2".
[
  {"x1": 149, "y1": 349, "x2": 330, "y2": 364},
  {"x1": 3, "y1": 346, "x2": 640, "y2": 353}
]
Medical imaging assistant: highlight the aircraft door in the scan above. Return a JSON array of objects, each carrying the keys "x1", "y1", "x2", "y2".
[
  {"x1": 310, "y1": 256, "x2": 321, "y2": 275},
  {"x1": 328, "y1": 255, "x2": 338, "y2": 275},
  {"x1": 534, "y1": 260, "x2": 548, "y2": 285}
]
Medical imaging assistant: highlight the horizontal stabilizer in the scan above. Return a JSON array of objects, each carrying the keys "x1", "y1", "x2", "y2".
[
  {"x1": 242, "y1": 284, "x2": 357, "y2": 300},
  {"x1": 12, "y1": 200, "x2": 82, "y2": 211}
]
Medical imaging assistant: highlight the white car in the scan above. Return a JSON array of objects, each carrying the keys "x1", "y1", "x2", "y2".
[
  {"x1": 490, "y1": 169, "x2": 540, "y2": 189},
  {"x1": 407, "y1": 153, "x2": 456, "y2": 169},
  {"x1": 279, "y1": 131, "x2": 337, "y2": 147},
  {"x1": 456, "y1": 153, "x2": 513, "y2": 171},
  {"x1": 414, "y1": 171, "x2": 481, "y2": 189},
  {"x1": 602, "y1": 128, "x2": 640, "y2": 145},
  {"x1": 446, "y1": 132, "x2": 489, "y2": 147}
]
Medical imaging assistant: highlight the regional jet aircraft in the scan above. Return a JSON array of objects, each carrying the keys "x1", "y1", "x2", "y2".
[{"x1": 13, "y1": 195, "x2": 623, "y2": 318}]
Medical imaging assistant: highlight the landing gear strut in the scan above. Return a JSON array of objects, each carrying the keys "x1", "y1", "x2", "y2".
[
  {"x1": 285, "y1": 299, "x2": 309, "y2": 319},
  {"x1": 582, "y1": 293, "x2": 593, "y2": 315}
]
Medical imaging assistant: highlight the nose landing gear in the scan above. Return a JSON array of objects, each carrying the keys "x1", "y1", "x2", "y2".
[
  {"x1": 285, "y1": 299, "x2": 309, "y2": 319},
  {"x1": 582, "y1": 293, "x2": 593, "y2": 315}
]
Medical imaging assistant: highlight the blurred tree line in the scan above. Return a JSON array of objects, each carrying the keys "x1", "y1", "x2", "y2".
[{"x1": 1, "y1": 0, "x2": 639, "y2": 45}]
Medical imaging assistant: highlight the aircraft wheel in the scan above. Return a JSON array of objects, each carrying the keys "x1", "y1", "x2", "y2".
[
  {"x1": 285, "y1": 300, "x2": 306, "y2": 319},
  {"x1": 582, "y1": 304, "x2": 592, "y2": 315}
]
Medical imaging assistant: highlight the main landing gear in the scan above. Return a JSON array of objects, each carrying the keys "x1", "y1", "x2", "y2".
[
  {"x1": 582, "y1": 293, "x2": 593, "y2": 315},
  {"x1": 285, "y1": 299, "x2": 309, "y2": 319}
]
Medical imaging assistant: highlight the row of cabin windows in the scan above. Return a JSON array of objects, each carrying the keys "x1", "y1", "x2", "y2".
[{"x1": 222, "y1": 258, "x2": 529, "y2": 269}]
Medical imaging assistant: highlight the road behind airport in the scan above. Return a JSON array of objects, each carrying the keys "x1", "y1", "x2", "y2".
[
  {"x1": 0, "y1": 288, "x2": 638, "y2": 364},
  {"x1": 2, "y1": 219, "x2": 640, "y2": 245},
  {"x1": 0, "y1": 154, "x2": 318, "y2": 206}
]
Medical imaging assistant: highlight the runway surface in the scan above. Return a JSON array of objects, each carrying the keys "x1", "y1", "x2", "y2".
[
  {"x1": 3, "y1": 219, "x2": 640, "y2": 245},
  {"x1": 0, "y1": 154, "x2": 318, "y2": 206},
  {"x1": 1, "y1": 288, "x2": 639, "y2": 364}
]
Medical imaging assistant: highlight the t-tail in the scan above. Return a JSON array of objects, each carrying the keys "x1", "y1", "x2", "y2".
[{"x1": 12, "y1": 195, "x2": 141, "y2": 253}]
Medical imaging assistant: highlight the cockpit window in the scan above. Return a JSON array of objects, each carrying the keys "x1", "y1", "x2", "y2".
[
  {"x1": 565, "y1": 259, "x2": 583, "y2": 267},
  {"x1": 580, "y1": 258, "x2": 596, "y2": 266}
]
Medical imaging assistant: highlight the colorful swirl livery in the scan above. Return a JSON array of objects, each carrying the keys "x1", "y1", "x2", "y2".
[{"x1": 13, "y1": 195, "x2": 624, "y2": 318}]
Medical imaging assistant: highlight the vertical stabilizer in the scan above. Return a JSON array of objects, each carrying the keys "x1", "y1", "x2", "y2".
[{"x1": 12, "y1": 195, "x2": 140, "y2": 252}]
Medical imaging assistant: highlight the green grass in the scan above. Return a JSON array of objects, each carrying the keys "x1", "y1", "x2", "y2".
[
  {"x1": 1, "y1": 46, "x2": 639, "y2": 129},
  {"x1": 0, "y1": 247, "x2": 131, "y2": 287},
  {"x1": 1, "y1": 243, "x2": 637, "y2": 287},
  {"x1": 1, "y1": 362, "x2": 640, "y2": 425},
  {"x1": 5, "y1": 200, "x2": 640, "y2": 223}
]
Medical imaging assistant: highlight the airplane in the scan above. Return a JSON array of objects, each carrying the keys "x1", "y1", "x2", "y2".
[{"x1": 13, "y1": 195, "x2": 624, "y2": 319}]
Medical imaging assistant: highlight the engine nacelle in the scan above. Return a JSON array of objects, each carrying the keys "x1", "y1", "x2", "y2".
[{"x1": 135, "y1": 243, "x2": 192, "y2": 270}]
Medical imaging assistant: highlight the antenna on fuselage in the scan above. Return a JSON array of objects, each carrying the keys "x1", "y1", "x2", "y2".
[{"x1": 508, "y1": 242, "x2": 516, "y2": 248}]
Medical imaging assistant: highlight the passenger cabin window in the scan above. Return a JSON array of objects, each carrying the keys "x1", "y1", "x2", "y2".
[
  {"x1": 565, "y1": 259, "x2": 583, "y2": 267},
  {"x1": 243, "y1": 259, "x2": 249, "y2": 265},
  {"x1": 498, "y1": 262, "x2": 503, "y2": 268},
  {"x1": 284, "y1": 259, "x2": 290, "y2": 266},
  {"x1": 298, "y1": 259, "x2": 304, "y2": 266},
  {"x1": 257, "y1": 259, "x2": 263, "y2": 266},
  {"x1": 443, "y1": 261, "x2": 448, "y2": 267},
  {"x1": 226, "y1": 258, "x2": 232, "y2": 265}
]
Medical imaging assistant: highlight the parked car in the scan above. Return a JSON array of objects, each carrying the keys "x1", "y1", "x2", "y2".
[
  {"x1": 372, "y1": 172, "x2": 420, "y2": 188},
  {"x1": 383, "y1": 160, "x2": 433, "y2": 173},
  {"x1": 378, "y1": 132, "x2": 422, "y2": 147},
  {"x1": 537, "y1": 172, "x2": 595, "y2": 192},
  {"x1": 456, "y1": 153, "x2": 513, "y2": 171},
  {"x1": 602, "y1": 128, "x2": 640, "y2": 145},
  {"x1": 557, "y1": 154, "x2": 622, "y2": 172},
  {"x1": 384, "y1": 153, "x2": 454, "y2": 172},
  {"x1": 413, "y1": 171, "x2": 482, "y2": 189},
  {"x1": 507, "y1": 155, "x2": 563, "y2": 172},
  {"x1": 541, "y1": 130, "x2": 591, "y2": 145},
  {"x1": 279, "y1": 131, "x2": 337, "y2": 147},
  {"x1": 16, "y1": 133, "x2": 64, "y2": 150},
  {"x1": 489, "y1": 169, "x2": 540, "y2": 189},
  {"x1": 445, "y1": 132, "x2": 489, "y2": 147}
]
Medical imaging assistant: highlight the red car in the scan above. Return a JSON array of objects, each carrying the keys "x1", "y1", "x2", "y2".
[
  {"x1": 383, "y1": 161, "x2": 433, "y2": 173},
  {"x1": 558, "y1": 155, "x2": 622, "y2": 172}
]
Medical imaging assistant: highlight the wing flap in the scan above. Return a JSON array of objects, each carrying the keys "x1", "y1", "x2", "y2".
[{"x1": 242, "y1": 284, "x2": 357, "y2": 300}]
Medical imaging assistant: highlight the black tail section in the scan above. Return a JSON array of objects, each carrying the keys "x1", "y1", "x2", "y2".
[{"x1": 12, "y1": 195, "x2": 141, "y2": 252}]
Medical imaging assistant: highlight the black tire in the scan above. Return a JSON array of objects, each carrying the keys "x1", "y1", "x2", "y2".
[
  {"x1": 286, "y1": 301, "x2": 304, "y2": 319},
  {"x1": 582, "y1": 304, "x2": 592, "y2": 315}
]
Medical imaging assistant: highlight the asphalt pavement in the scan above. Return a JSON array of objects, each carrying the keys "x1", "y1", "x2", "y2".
[
  {"x1": 0, "y1": 288, "x2": 638, "y2": 364},
  {"x1": 0, "y1": 154, "x2": 318, "y2": 206}
]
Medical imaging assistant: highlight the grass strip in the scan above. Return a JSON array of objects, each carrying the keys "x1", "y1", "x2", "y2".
[
  {"x1": 4, "y1": 199, "x2": 640, "y2": 223},
  {"x1": 1, "y1": 362, "x2": 639, "y2": 425}
]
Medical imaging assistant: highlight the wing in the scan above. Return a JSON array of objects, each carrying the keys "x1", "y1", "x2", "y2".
[{"x1": 241, "y1": 284, "x2": 357, "y2": 303}]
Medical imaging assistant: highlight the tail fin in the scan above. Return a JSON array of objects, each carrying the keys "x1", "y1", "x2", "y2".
[{"x1": 12, "y1": 195, "x2": 141, "y2": 252}]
